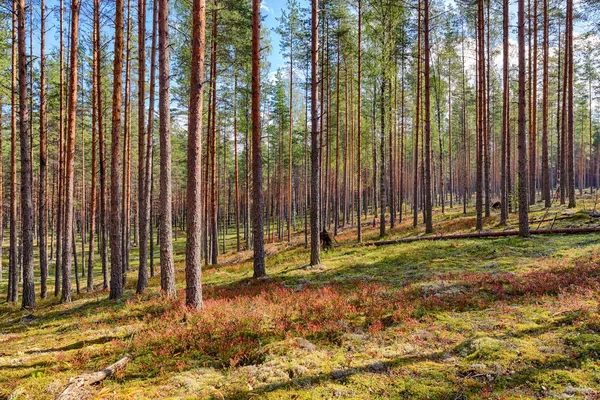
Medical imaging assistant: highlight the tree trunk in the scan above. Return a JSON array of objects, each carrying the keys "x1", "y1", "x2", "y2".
[
  {"x1": 18, "y1": 0, "x2": 34, "y2": 307},
  {"x1": 517, "y1": 0, "x2": 530, "y2": 237},
  {"x1": 310, "y1": 0, "x2": 321, "y2": 265},
  {"x1": 541, "y1": 0, "x2": 550, "y2": 207},
  {"x1": 252, "y1": 0, "x2": 266, "y2": 276},
  {"x1": 423, "y1": 0, "x2": 432, "y2": 234},
  {"x1": 185, "y1": 0, "x2": 206, "y2": 308},
  {"x1": 109, "y1": 0, "x2": 125, "y2": 299},
  {"x1": 60, "y1": 0, "x2": 80, "y2": 304},
  {"x1": 158, "y1": 0, "x2": 176, "y2": 296},
  {"x1": 356, "y1": 0, "x2": 362, "y2": 242},
  {"x1": 39, "y1": 0, "x2": 48, "y2": 298}
]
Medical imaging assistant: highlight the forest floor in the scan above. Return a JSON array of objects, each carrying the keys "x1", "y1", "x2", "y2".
[{"x1": 2, "y1": 195, "x2": 600, "y2": 399}]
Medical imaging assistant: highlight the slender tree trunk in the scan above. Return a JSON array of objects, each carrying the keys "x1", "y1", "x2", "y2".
[
  {"x1": 60, "y1": 0, "x2": 80, "y2": 303},
  {"x1": 109, "y1": 0, "x2": 125, "y2": 299},
  {"x1": 39, "y1": 0, "x2": 48, "y2": 298},
  {"x1": 234, "y1": 73, "x2": 241, "y2": 252},
  {"x1": 476, "y1": 0, "x2": 484, "y2": 231},
  {"x1": 159, "y1": 0, "x2": 176, "y2": 295},
  {"x1": 310, "y1": 0, "x2": 321, "y2": 265},
  {"x1": 566, "y1": 0, "x2": 575, "y2": 208},
  {"x1": 54, "y1": 0, "x2": 65, "y2": 298},
  {"x1": 18, "y1": 0, "x2": 34, "y2": 307},
  {"x1": 356, "y1": 0, "x2": 362, "y2": 242},
  {"x1": 518, "y1": 0, "x2": 530, "y2": 237},
  {"x1": 252, "y1": 0, "x2": 266, "y2": 276},
  {"x1": 501, "y1": 0, "x2": 509, "y2": 225},
  {"x1": 379, "y1": 80, "x2": 386, "y2": 237},
  {"x1": 413, "y1": 0, "x2": 421, "y2": 228},
  {"x1": 424, "y1": 0, "x2": 432, "y2": 234},
  {"x1": 136, "y1": 0, "x2": 148, "y2": 293},
  {"x1": 541, "y1": 0, "x2": 550, "y2": 207},
  {"x1": 529, "y1": 0, "x2": 538, "y2": 205},
  {"x1": 185, "y1": 0, "x2": 206, "y2": 308}
]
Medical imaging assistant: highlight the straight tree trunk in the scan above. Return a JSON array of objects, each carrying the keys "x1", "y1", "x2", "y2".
[
  {"x1": 501, "y1": 0, "x2": 509, "y2": 225},
  {"x1": 423, "y1": 0, "x2": 433, "y2": 234},
  {"x1": 95, "y1": 0, "x2": 108, "y2": 290},
  {"x1": 541, "y1": 0, "x2": 550, "y2": 207},
  {"x1": 60, "y1": 0, "x2": 80, "y2": 304},
  {"x1": 356, "y1": 0, "x2": 362, "y2": 242},
  {"x1": 252, "y1": 0, "x2": 266, "y2": 276},
  {"x1": 518, "y1": 0, "x2": 530, "y2": 237},
  {"x1": 158, "y1": 0, "x2": 176, "y2": 295},
  {"x1": 39, "y1": 0, "x2": 48, "y2": 298},
  {"x1": 566, "y1": 0, "x2": 575, "y2": 208},
  {"x1": 109, "y1": 0, "x2": 125, "y2": 299},
  {"x1": 413, "y1": 0, "x2": 421, "y2": 228},
  {"x1": 186, "y1": 0, "x2": 206, "y2": 308},
  {"x1": 18, "y1": 0, "x2": 35, "y2": 308},
  {"x1": 8, "y1": 0, "x2": 17, "y2": 302},
  {"x1": 135, "y1": 0, "x2": 147, "y2": 293},
  {"x1": 529, "y1": 0, "x2": 538, "y2": 205},
  {"x1": 310, "y1": 0, "x2": 321, "y2": 265},
  {"x1": 476, "y1": 0, "x2": 484, "y2": 231}
]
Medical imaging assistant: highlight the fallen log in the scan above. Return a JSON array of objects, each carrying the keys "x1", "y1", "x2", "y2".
[
  {"x1": 366, "y1": 226, "x2": 600, "y2": 246},
  {"x1": 55, "y1": 355, "x2": 131, "y2": 400}
]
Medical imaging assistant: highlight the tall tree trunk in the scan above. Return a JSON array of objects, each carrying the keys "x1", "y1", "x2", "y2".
[
  {"x1": 541, "y1": 0, "x2": 550, "y2": 207},
  {"x1": 158, "y1": 0, "x2": 176, "y2": 295},
  {"x1": 146, "y1": 0, "x2": 158, "y2": 279},
  {"x1": 109, "y1": 0, "x2": 125, "y2": 299},
  {"x1": 476, "y1": 0, "x2": 484, "y2": 231},
  {"x1": 95, "y1": 0, "x2": 108, "y2": 290},
  {"x1": 518, "y1": 0, "x2": 530, "y2": 237},
  {"x1": 310, "y1": 0, "x2": 321, "y2": 265},
  {"x1": 288, "y1": 18, "x2": 294, "y2": 243},
  {"x1": 54, "y1": 0, "x2": 65, "y2": 298},
  {"x1": 501, "y1": 0, "x2": 509, "y2": 225},
  {"x1": 60, "y1": 0, "x2": 80, "y2": 303},
  {"x1": 186, "y1": 0, "x2": 206, "y2": 308},
  {"x1": 88, "y1": 20, "x2": 98, "y2": 292},
  {"x1": 566, "y1": 0, "x2": 575, "y2": 208},
  {"x1": 379, "y1": 80, "x2": 386, "y2": 237},
  {"x1": 423, "y1": 0, "x2": 432, "y2": 234},
  {"x1": 529, "y1": 0, "x2": 538, "y2": 205},
  {"x1": 413, "y1": 0, "x2": 421, "y2": 228},
  {"x1": 8, "y1": 0, "x2": 17, "y2": 303},
  {"x1": 18, "y1": 0, "x2": 34, "y2": 307},
  {"x1": 135, "y1": 0, "x2": 148, "y2": 293},
  {"x1": 356, "y1": 0, "x2": 362, "y2": 242},
  {"x1": 39, "y1": 0, "x2": 48, "y2": 298},
  {"x1": 234, "y1": 73, "x2": 241, "y2": 252},
  {"x1": 252, "y1": 0, "x2": 266, "y2": 276}
]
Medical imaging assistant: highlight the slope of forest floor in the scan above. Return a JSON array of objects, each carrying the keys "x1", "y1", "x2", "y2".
[{"x1": 2, "y1": 195, "x2": 600, "y2": 399}]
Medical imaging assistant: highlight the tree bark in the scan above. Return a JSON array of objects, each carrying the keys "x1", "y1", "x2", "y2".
[
  {"x1": 159, "y1": 0, "x2": 176, "y2": 296},
  {"x1": 186, "y1": 0, "x2": 206, "y2": 308},
  {"x1": 518, "y1": 0, "x2": 530, "y2": 237},
  {"x1": 252, "y1": 0, "x2": 266, "y2": 276},
  {"x1": 18, "y1": 0, "x2": 34, "y2": 307},
  {"x1": 541, "y1": 0, "x2": 550, "y2": 207},
  {"x1": 310, "y1": 0, "x2": 321, "y2": 265},
  {"x1": 109, "y1": 0, "x2": 125, "y2": 299},
  {"x1": 423, "y1": 0, "x2": 433, "y2": 234},
  {"x1": 39, "y1": 0, "x2": 48, "y2": 298}
]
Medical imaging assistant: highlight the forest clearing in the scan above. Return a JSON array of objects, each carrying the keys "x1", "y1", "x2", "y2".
[
  {"x1": 2, "y1": 197, "x2": 600, "y2": 399},
  {"x1": 2, "y1": 0, "x2": 600, "y2": 397}
]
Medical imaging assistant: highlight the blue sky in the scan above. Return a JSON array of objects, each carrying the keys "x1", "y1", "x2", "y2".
[{"x1": 261, "y1": 0, "x2": 291, "y2": 76}]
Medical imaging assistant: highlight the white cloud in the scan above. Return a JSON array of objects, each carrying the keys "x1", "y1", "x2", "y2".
[{"x1": 260, "y1": 0, "x2": 270, "y2": 13}]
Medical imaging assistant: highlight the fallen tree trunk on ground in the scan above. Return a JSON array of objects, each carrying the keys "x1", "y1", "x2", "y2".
[
  {"x1": 55, "y1": 355, "x2": 131, "y2": 400},
  {"x1": 366, "y1": 227, "x2": 600, "y2": 246}
]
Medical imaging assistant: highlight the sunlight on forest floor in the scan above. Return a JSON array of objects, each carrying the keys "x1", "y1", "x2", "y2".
[{"x1": 1, "y1": 194, "x2": 600, "y2": 399}]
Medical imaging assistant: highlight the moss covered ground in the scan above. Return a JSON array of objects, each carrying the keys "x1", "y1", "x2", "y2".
[{"x1": 2, "y1": 195, "x2": 600, "y2": 399}]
